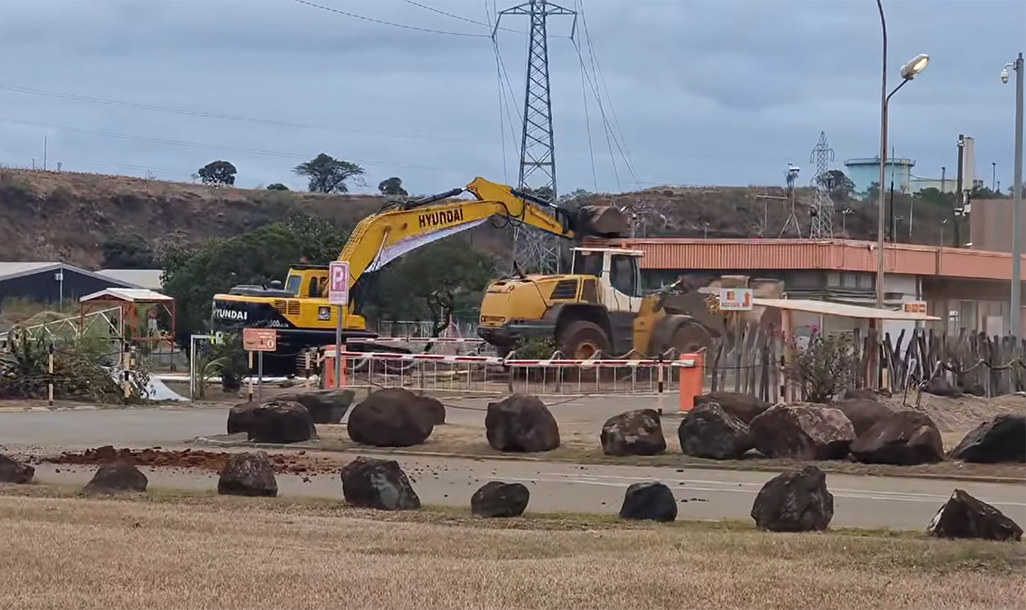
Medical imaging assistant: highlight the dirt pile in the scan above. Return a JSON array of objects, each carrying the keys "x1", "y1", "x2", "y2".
[{"x1": 42, "y1": 446, "x2": 341, "y2": 475}]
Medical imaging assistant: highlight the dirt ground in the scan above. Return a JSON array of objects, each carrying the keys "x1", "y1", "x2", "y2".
[{"x1": 0, "y1": 487, "x2": 1022, "y2": 610}]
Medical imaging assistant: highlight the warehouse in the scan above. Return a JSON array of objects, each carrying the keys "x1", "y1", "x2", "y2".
[{"x1": 0, "y1": 262, "x2": 143, "y2": 306}]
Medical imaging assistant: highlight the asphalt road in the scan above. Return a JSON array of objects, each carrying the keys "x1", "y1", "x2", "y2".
[{"x1": 2, "y1": 406, "x2": 1024, "y2": 531}]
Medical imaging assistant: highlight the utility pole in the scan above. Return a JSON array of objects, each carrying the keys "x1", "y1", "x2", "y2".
[
  {"x1": 992, "y1": 161, "x2": 997, "y2": 191},
  {"x1": 955, "y1": 135, "x2": 965, "y2": 248},
  {"x1": 494, "y1": 0, "x2": 576, "y2": 275},
  {"x1": 1002, "y1": 52, "x2": 1024, "y2": 340},
  {"x1": 941, "y1": 166, "x2": 946, "y2": 193}
]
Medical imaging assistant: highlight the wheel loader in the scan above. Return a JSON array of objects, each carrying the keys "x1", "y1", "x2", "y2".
[{"x1": 477, "y1": 246, "x2": 732, "y2": 359}]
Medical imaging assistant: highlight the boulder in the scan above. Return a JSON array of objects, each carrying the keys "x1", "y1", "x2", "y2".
[
  {"x1": 340, "y1": 457, "x2": 420, "y2": 510},
  {"x1": 833, "y1": 398, "x2": 894, "y2": 437},
  {"x1": 677, "y1": 402, "x2": 753, "y2": 459},
  {"x1": 347, "y1": 388, "x2": 436, "y2": 447},
  {"x1": 471, "y1": 481, "x2": 530, "y2": 518},
  {"x1": 248, "y1": 401, "x2": 317, "y2": 444},
  {"x1": 927, "y1": 489, "x2": 1023, "y2": 542},
  {"x1": 749, "y1": 403, "x2": 856, "y2": 460},
  {"x1": 694, "y1": 391, "x2": 770, "y2": 424},
  {"x1": 619, "y1": 482, "x2": 677, "y2": 522},
  {"x1": 751, "y1": 465, "x2": 834, "y2": 532},
  {"x1": 227, "y1": 401, "x2": 258, "y2": 435},
  {"x1": 217, "y1": 451, "x2": 278, "y2": 497},
  {"x1": 601, "y1": 409, "x2": 666, "y2": 456},
  {"x1": 279, "y1": 389, "x2": 356, "y2": 424},
  {"x1": 842, "y1": 387, "x2": 892, "y2": 400},
  {"x1": 949, "y1": 414, "x2": 1026, "y2": 463},
  {"x1": 0, "y1": 453, "x2": 34, "y2": 484},
  {"x1": 850, "y1": 410, "x2": 944, "y2": 465},
  {"x1": 485, "y1": 394, "x2": 560, "y2": 453},
  {"x1": 83, "y1": 462, "x2": 148, "y2": 495}
]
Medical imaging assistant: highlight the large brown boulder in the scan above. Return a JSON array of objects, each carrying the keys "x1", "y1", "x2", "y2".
[
  {"x1": 949, "y1": 414, "x2": 1026, "y2": 463},
  {"x1": 619, "y1": 482, "x2": 677, "y2": 522},
  {"x1": 340, "y1": 457, "x2": 420, "y2": 510},
  {"x1": 227, "y1": 401, "x2": 258, "y2": 435},
  {"x1": 248, "y1": 401, "x2": 316, "y2": 444},
  {"x1": 83, "y1": 462, "x2": 148, "y2": 495},
  {"x1": 694, "y1": 391, "x2": 770, "y2": 424},
  {"x1": 600, "y1": 409, "x2": 666, "y2": 456},
  {"x1": 278, "y1": 389, "x2": 356, "y2": 424},
  {"x1": 485, "y1": 394, "x2": 560, "y2": 453},
  {"x1": 346, "y1": 388, "x2": 436, "y2": 447},
  {"x1": 751, "y1": 465, "x2": 834, "y2": 532},
  {"x1": 850, "y1": 410, "x2": 944, "y2": 465},
  {"x1": 471, "y1": 481, "x2": 530, "y2": 518},
  {"x1": 678, "y1": 402, "x2": 753, "y2": 460},
  {"x1": 750, "y1": 403, "x2": 855, "y2": 460},
  {"x1": 833, "y1": 398, "x2": 894, "y2": 437},
  {"x1": 927, "y1": 489, "x2": 1023, "y2": 542},
  {"x1": 0, "y1": 453, "x2": 34, "y2": 484},
  {"x1": 217, "y1": 451, "x2": 278, "y2": 497}
]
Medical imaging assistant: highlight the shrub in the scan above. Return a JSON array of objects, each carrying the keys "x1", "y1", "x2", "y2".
[{"x1": 783, "y1": 332, "x2": 856, "y2": 403}]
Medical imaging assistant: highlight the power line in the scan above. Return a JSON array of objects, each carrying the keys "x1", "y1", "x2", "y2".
[
  {"x1": 0, "y1": 116, "x2": 459, "y2": 174},
  {"x1": 292, "y1": 0, "x2": 489, "y2": 37},
  {"x1": 0, "y1": 84, "x2": 478, "y2": 145},
  {"x1": 401, "y1": 0, "x2": 522, "y2": 34}
]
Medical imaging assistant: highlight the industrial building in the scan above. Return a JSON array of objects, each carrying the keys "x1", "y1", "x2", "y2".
[{"x1": 0, "y1": 262, "x2": 144, "y2": 306}]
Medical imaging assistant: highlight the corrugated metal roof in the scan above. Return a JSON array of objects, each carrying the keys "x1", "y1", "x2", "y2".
[
  {"x1": 96, "y1": 269, "x2": 164, "y2": 290},
  {"x1": 754, "y1": 298, "x2": 941, "y2": 321},
  {"x1": 604, "y1": 238, "x2": 1026, "y2": 281},
  {"x1": 80, "y1": 288, "x2": 172, "y2": 302},
  {"x1": 0, "y1": 262, "x2": 60, "y2": 278}
]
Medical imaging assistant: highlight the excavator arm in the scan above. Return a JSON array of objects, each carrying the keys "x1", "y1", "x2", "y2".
[{"x1": 334, "y1": 177, "x2": 585, "y2": 292}]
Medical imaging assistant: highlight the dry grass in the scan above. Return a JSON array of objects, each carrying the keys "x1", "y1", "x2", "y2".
[{"x1": 0, "y1": 487, "x2": 1023, "y2": 610}]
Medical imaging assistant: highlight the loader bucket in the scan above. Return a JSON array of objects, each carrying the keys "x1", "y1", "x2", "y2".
[
  {"x1": 657, "y1": 292, "x2": 726, "y2": 337},
  {"x1": 575, "y1": 205, "x2": 630, "y2": 238}
]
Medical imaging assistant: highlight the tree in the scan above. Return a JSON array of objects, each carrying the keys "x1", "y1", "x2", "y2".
[
  {"x1": 816, "y1": 169, "x2": 855, "y2": 200},
  {"x1": 102, "y1": 234, "x2": 156, "y2": 269},
  {"x1": 783, "y1": 332, "x2": 856, "y2": 402},
  {"x1": 521, "y1": 185, "x2": 555, "y2": 202},
  {"x1": 266, "y1": 183, "x2": 290, "y2": 191},
  {"x1": 293, "y1": 153, "x2": 365, "y2": 193},
  {"x1": 161, "y1": 213, "x2": 349, "y2": 340},
  {"x1": 197, "y1": 160, "x2": 237, "y2": 186},
  {"x1": 378, "y1": 177, "x2": 408, "y2": 197}
]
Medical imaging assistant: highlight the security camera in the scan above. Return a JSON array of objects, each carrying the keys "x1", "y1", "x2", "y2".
[{"x1": 1001, "y1": 69, "x2": 1010, "y2": 84}]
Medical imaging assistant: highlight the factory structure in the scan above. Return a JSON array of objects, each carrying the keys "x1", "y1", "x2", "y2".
[{"x1": 842, "y1": 136, "x2": 978, "y2": 197}]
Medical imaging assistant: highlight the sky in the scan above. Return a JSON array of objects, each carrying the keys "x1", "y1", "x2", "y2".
[{"x1": 0, "y1": 0, "x2": 1023, "y2": 196}]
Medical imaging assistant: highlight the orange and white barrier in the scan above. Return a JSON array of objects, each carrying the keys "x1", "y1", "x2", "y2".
[{"x1": 320, "y1": 348, "x2": 700, "y2": 400}]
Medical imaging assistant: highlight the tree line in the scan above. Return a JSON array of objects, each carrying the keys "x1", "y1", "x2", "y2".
[{"x1": 194, "y1": 154, "x2": 408, "y2": 197}]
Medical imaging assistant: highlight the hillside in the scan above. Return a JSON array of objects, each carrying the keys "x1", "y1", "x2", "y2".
[{"x1": 0, "y1": 167, "x2": 951, "y2": 269}]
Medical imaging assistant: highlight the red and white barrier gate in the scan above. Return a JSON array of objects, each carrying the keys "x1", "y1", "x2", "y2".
[{"x1": 321, "y1": 348, "x2": 704, "y2": 409}]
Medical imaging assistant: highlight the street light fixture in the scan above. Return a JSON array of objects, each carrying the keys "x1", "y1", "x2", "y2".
[
  {"x1": 1002, "y1": 53, "x2": 1023, "y2": 340},
  {"x1": 874, "y1": 0, "x2": 930, "y2": 308}
]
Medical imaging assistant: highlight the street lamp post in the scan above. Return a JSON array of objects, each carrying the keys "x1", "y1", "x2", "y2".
[
  {"x1": 1001, "y1": 53, "x2": 1024, "y2": 340},
  {"x1": 874, "y1": 0, "x2": 929, "y2": 308}
]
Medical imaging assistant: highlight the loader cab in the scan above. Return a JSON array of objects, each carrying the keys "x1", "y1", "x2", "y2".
[{"x1": 570, "y1": 247, "x2": 644, "y2": 313}]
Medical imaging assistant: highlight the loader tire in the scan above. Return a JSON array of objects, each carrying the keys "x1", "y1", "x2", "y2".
[
  {"x1": 670, "y1": 322, "x2": 713, "y2": 356},
  {"x1": 557, "y1": 320, "x2": 611, "y2": 360}
]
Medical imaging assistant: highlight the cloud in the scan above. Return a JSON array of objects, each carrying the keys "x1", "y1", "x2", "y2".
[{"x1": 0, "y1": 0, "x2": 1022, "y2": 194}]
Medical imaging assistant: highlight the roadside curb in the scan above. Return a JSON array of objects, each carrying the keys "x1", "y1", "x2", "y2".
[{"x1": 189, "y1": 438, "x2": 1026, "y2": 485}]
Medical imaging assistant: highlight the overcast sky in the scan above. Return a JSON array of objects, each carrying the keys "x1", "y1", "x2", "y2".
[{"x1": 0, "y1": 0, "x2": 1023, "y2": 195}]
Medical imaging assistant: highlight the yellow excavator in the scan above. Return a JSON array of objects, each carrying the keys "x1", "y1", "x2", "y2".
[{"x1": 209, "y1": 177, "x2": 624, "y2": 376}]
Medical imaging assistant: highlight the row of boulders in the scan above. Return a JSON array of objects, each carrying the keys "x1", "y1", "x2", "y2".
[{"x1": 596, "y1": 390, "x2": 1024, "y2": 467}]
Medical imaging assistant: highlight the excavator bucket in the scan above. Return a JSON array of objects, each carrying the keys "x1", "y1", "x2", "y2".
[{"x1": 575, "y1": 205, "x2": 630, "y2": 238}]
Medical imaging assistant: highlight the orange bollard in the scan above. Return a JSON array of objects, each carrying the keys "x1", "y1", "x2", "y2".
[
  {"x1": 678, "y1": 352, "x2": 705, "y2": 413},
  {"x1": 321, "y1": 346, "x2": 348, "y2": 388}
]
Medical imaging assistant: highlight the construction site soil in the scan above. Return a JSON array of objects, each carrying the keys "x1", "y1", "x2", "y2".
[
  {"x1": 0, "y1": 167, "x2": 954, "y2": 268},
  {"x1": 39, "y1": 445, "x2": 344, "y2": 476}
]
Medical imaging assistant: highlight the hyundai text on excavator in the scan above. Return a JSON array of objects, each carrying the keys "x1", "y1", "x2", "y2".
[{"x1": 209, "y1": 177, "x2": 625, "y2": 376}]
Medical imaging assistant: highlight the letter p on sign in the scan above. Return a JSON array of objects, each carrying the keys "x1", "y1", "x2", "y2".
[{"x1": 328, "y1": 261, "x2": 349, "y2": 306}]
